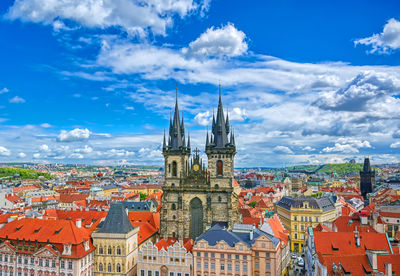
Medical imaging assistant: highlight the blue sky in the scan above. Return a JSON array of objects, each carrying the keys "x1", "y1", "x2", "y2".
[{"x1": 0, "y1": 0, "x2": 400, "y2": 167}]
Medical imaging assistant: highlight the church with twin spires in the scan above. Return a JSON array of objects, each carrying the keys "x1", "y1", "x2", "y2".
[{"x1": 160, "y1": 87, "x2": 241, "y2": 240}]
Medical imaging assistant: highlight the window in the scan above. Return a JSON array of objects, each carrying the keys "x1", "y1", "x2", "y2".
[
  {"x1": 68, "y1": 261, "x2": 73, "y2": 270},
  {"x1": 235, "y1": 264, "x2": 240, "y2": 272},
  {"x1": 294, "y1": 224, "x2": 297, "y2": 230},
  {"x1": 262, "y1": 243, "x2": 266, "y2": 248},
  {"x1": 228, "y1": 263, "x2": 232, "y2": 271},
  {"x1": 211, "y1": 253, "x2": 215, "y2": 258},
  {"x1": 108, "y1": 263, "x2": 112, "y2": 272},
  {"x1": 204, "y1": 262, "x2": 208, "y2": 269},
  {"x1": 45, "y1": 259, "x2": 49, "y2": 267},
  {"x1": 220, "y1": 253, "x2": 224, "y2": 259},
  {"x1": 30, "y1": 258, "x2": 34, "y2": 265},
  {"x1": 99, "y1": 263, "x2": 103, "y2": 271},
  {"x1": 204, "y1": 252, "x2": 208, "y2": 258},
  {"x1": 52, "y1": 260, "x2": 55, "y2": 267},
  {"x1": 255, "y1": 262, "x2": 259, "y2": 269},
  {"x1": 156, "y1": 272, "x2": 160, "y2": 276},
  {"x1": 172, "y1": 161, "x2": 177, "y2": 177},
  {"x1": 217, "y1": 160, "x2": 223, "y2": 176},
  {"x1": 255, "y1": 252, "x2": 259, "y2": 257},
  {"x1": 266, "y1": 262, "x2": 270, "y2": 270},
  {"x1": 140, "y1": 270, "x2": 145, "y2": 276},
  {"x1": 197, "y1": 252, "x2": 201, "y2": 257},
  {"x1": 18, "y1": 256, "x2": 22, "y2": 264},
  {"x1": 185, "y1": 274, "x2": 189, "y2": 276},
  {"x1": 117, "y1": 264, "x2": 121, "y2": 273},
  {"x1": 39, "y1": 259, "x2": 43, "y2": 266},
  {"x1": 211, "y1": 262, "x2": 215, "y2": 270},
  {"x1": 117, "y1": 246, "x2": 121, "y2": 255},
  {"x1": 218, "y1": 196, "x2": 222, "y2": 202},
  {"x1": 108, "y1": 246, "x2": 112, "y2": 255},
  {"x1": 316, "y1": 217, "x2": 318, "y2": 222},
  {"x1": 24, "y1": 258, "x2": 28, "y2": 265},
  {"x1": 61, "y1": 260, "x2": 65, "y2": 269},
  {"x1": 294, "y1": 234, "x2": 298, "y2": 239},
  {"x1": 294, "y1": 216, "x2": 297, "y2": 221},
  {"x1": 235, "y1": 254, "x2": 239, "y2": 260},
  {"x1": 99, "y1": 246, "x2": 103, "y2": 254},
  {"x1": 172, "y1": 203, "x2": 176, "y2": 210},
  {"x1": 243, "y1": 264, "x2": 248, "y2": 272},
  {"x1": 4, "y1": 255, "x2": 7, "y2": 262},
  {"x1": 220, "y1": 264, "x2": 225, "y2": 271},
  {"x1": 243, "y1": 255, "x2": 247, "y2": 260},
  {"x1": 197, "y1": 262, "x2": 201, "y2": 269},
  {"x1": 170, "y1": 273, "x2": 174, "y2": 276}
]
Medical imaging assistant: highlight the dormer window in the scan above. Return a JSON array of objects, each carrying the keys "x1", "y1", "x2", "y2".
[
  {"x1": 84, "y1": 240, "x2": 90, "y2": 251},
  {"x1": 63, "y1": 244, "x2": 72, "y2": 255}
]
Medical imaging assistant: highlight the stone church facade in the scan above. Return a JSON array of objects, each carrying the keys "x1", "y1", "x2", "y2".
[{"x1": 160, "y1": 88, "x2": 241, "y2": 239}]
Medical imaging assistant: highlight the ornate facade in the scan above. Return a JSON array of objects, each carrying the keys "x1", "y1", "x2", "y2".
[{"x1": 160, "y1": 88, "x2": 241, "y2": 240}]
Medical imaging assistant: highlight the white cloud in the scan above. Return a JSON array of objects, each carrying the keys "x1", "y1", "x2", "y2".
[
  {"x1": 355, "y1": 18, "x2": 400, "y2": 54},
  {"x1": 194, "y1": 111, "x2": 212, "y2": 126},
  {"x1": 336, "y1": 137, "x2": 371, "y2": 148},
  {"x1": 74, "y1": 145, "x2": 93, "y2": 153},
  {"x1": 390, "y1": 141, "x2": 400, "y2": 148},
  {"x1": 9, "y1": 96, "x2": 26, "y2": 103},
  {"x1": 40, "y1": 123, "x2": 52, "y2": 128},
  {"x1": 0, "y1": 88, "x2": 9, "y2": 94},
  {"x1": 273, "y1": 145, "x2": 293, "y2": 154},
  {"x1": 322, "y1": 143, "x2": 359, "y2": 154},
  {"x1": 6, "y1": 0, "x2": 205, "y2": 36},
  {"x1": 39, "y1": 144, "x2": 51, "y2": 152},
  {"x1": 33, "y1": 153, "x2": 41, "y2": 159},
  {"x1": 57, "y1": 128, "x2": 91, "y2": 142},
  {"x1": 302, "y1": 146, "x2": 315, "y2": 151},
  {"x1": 69, "y1": 153, "x2": 84, "y2": 159},
  {"x1": 17, "y1": 152, "x2": 26, "y2": 158},
  {"x1": 229, "y1": 107, "x2": 247, "y2": 121},
  {"x1": 183, "y1": 23, "x2": 248, "y2": 57},
  {"x1": 0, "y1": 146, "x2": 11, "y2": 156}
]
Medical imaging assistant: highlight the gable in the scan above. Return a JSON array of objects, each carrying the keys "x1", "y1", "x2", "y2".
[
  {"x1": 0, "y1": 242, "x2": 15, "y2": 253},
  {"x1": 34, "y1": 246, "x2": 59, "y2": 258}
]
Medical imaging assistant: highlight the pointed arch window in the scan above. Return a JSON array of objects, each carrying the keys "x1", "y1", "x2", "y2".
[
  {"x1": 108, "y1": 246, "x2": 112, "y2": 255},
  {"x1": 117, "y1": 263, "x2": 121, "y2": 272},
  {"x1": 217, "y1": 160, "x2": 223, "y2": 176},
  {"x1": 99, "y1": 246, "x2": 103, "y2": 254},
  {"x1": 99, "y1": 263, "x2": 103, "y2": 271},
  {"x1": 172, "y1": 203, "x2": 176, "y2": 210},
  {"x1": 108, "y1": 263, "x2": 112, "y2": 272},
  {"x1": 172, "y1": 161, "x2": 177, "y2": 177},
  {"x1": 117, "y1": 246, "x2": 121, "y2": 255}
]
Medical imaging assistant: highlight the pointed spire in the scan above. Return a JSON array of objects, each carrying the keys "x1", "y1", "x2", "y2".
[
  {"x1": 163, "y1": 129, "x2": 167, "y2": 150},
  {"x1": 206, "y1": 128, "x2": 210, "y2": 147},
  {"x1": 231, "y1": 128, "x2": 236, "y2": 146},
  {"x1": 212, "y1": 84, "x2": 229, "y2": 148},
  {"x1": 363, "y1": 157, "x2": 372, "y2": 172},
  {"x1": 167, "y1": 87, "x2": 185, "y2": 151},
  {"x1": 187, "y1": 132, "x2": 191, "y2": 149},
  {"x1": 226, "y1": 107, "x2": 230, "y2": 133}
]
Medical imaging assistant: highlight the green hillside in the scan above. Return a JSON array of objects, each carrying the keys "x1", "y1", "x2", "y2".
[
  {"x1": 0, "y1": 167, "x2": 51, "y2": 179},
  {"x1": 287, "y1": 163, "x2": 375, "y2": 175}
]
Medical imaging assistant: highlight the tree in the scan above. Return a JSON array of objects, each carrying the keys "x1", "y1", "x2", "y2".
[
  {"x1": 248, "y1": 201, "x2": 257, "y2": 208},
  {"x1": 139, "y1": 192, "x2": 148, "y2": 201}
]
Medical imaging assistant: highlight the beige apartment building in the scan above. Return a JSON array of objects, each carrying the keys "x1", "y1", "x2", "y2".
[
  {"x1": 92, "y1": 203, "x2": 139, "y2": 276},
  {"x1": 137, "y1": 238, "x2": 193, "y2": 276}
]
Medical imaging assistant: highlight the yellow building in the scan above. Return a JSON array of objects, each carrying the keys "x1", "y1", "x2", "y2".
[
  {"x1": 101, "y1": 184, "x2": 120, "y2": 197},
  {"x1": 124, "y1": 184, "x2": 162, "y2": 196},
  {"x1": 92, "y1": 203, "x2": 139, "y2": 276},
  {"x1": 275, "y1": 196, "x2": 338, "y2": 252}
]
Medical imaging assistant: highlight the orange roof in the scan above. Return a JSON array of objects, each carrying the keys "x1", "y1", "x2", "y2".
[
  {"x1": 59, "y1": 193, "x2": 88, "y2": 203},
  {"x1": 0, "y1": 218, "x2": 91, "y2": 245},
  {"x1": 44, "y1": 209, "x2": 107, "y2": 232},
  {"x1": 128, "y1": 211, "x2": 160, "y2": 245},
  {"x1": 314, "y1": 232, "x2": 390, "y2": 256},
  {"x1": 155, "y1": 237, "x2": 193, "y2": 253},
  {"x1": 333, "y1": 216, "x2": 376, "y2": 233},
  {"x1": 12, "y1": 185, "x2": 40, "y2": 193},
  {"x1": 265, "y1": 214, "x2": 289, "y2": 244},
  {"x1": 5, "y1": 194, "x2": 24, "y2": 203},
  {"x1": 0, "y1": 214, "x2": 12, "y2": 224},
  {"x1": 380, "y1": 212, "x2": 400, "y2": 218}
]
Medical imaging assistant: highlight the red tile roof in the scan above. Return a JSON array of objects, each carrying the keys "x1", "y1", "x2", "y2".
[
  {"x1": 59, "y1": 194, "x2": 88, "y2": 203},
  {"x1": 128, "y1": 211, "x2": 160, "y2": 245}
]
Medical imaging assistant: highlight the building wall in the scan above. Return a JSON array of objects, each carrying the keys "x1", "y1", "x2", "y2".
[
  {"x1": 93, "y1": 229, "x2": 139, "y2": 276},
  {"x1": 193, "y1": 240, "x2": 252, "y2": 276},
  {"x1": 137, "y1": 241, "x2": 192, "y2": 276}
]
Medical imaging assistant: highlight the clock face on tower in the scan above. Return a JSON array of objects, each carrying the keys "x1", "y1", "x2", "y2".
[{"x1": 193, "y1": 164, "x2": 200, "y2": 171}]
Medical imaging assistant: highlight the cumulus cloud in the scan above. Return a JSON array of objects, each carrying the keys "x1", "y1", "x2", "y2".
[
  {"x1": 273, "y1": 145, "x2": 293, "y2": 154},
  {"x1": 57, "y1": 128, "x2": 91, "y2": 142},
  {"x1": 6, "y1": 0, "x2": 206, "y2": 36},
  {"x1": 355, "y1": 18, "x2": 400, "y2": 54},
  {"x1": 194, "y1": 111, "x2": 212, "y2": 126},
  {"x1": 229, "y1": 107, "x2": 247, "y2": 121},
  {"x1": 39, "y1": 144, "x2": 51, "y2": 152},
  {"x1": 0, "y1": 146, "x2": 11, "y2": 156},
  {"x1": 183, "y1": 23, "x2": 248, "y2": 57},
  {"x1": 390, "y1": 141, "x2": 400, "y2": 148},
  {"x1": 9, "y1": 96, "x2": 26, "y2": 103},
  {"x1": 322, "y1": 143, "x2": 359, "y2": 154},
  {"x1": 316, "y1": 71, "x2": 400, "y2": 112},
  {"x1": 17, "y1": 152, "x2": 26, "y2": 158},
  {"x1": 0, "y1": 88, "x2": 9, "y2": 94},
  {"x1": 74, "y1": 145, "x2": 93, "y2": 153},
  {"x1": 40, "y1": 123, "x2": 52, "y2": 128},
  {"x1": 33, "y1": 153, "x2": 41, "y2": 159}
]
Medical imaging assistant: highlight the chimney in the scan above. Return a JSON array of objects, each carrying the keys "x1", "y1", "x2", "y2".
[
  {"x1": 250, "y1": 230, "x2": 253, "y2": 241},
  {"x1": 75, "y1": 219, "x2": 82, "y2": 228},
  {"x1": 367, "y1": 251, "x2": 378, "y2": 270},
  {"x1": 125, "y1": 207, "x2": 129, "y2": 216},
  {"x1": 385, "y1": 263, "x2": 392, "y2": 276},
  {"x1": 355, "y1": 234, "x2": 361, "y2": 247}
]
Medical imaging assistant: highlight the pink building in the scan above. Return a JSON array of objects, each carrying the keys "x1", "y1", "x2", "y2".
[{"x1": 193, "y1": 223, "x2": 287, "y2": 276}]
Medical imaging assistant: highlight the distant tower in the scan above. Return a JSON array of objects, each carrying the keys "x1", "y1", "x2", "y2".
[{"x1": 360, "y1": 157, "x2": 375, "y2": 199}]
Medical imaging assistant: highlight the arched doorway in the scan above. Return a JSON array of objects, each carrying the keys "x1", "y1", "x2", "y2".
[
  {"x1": 190, "y1": 197, "x2": 203, "y2": 239},
  {"x1": 160, "y1": 265, "x2": 168, "y2": 276}
]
